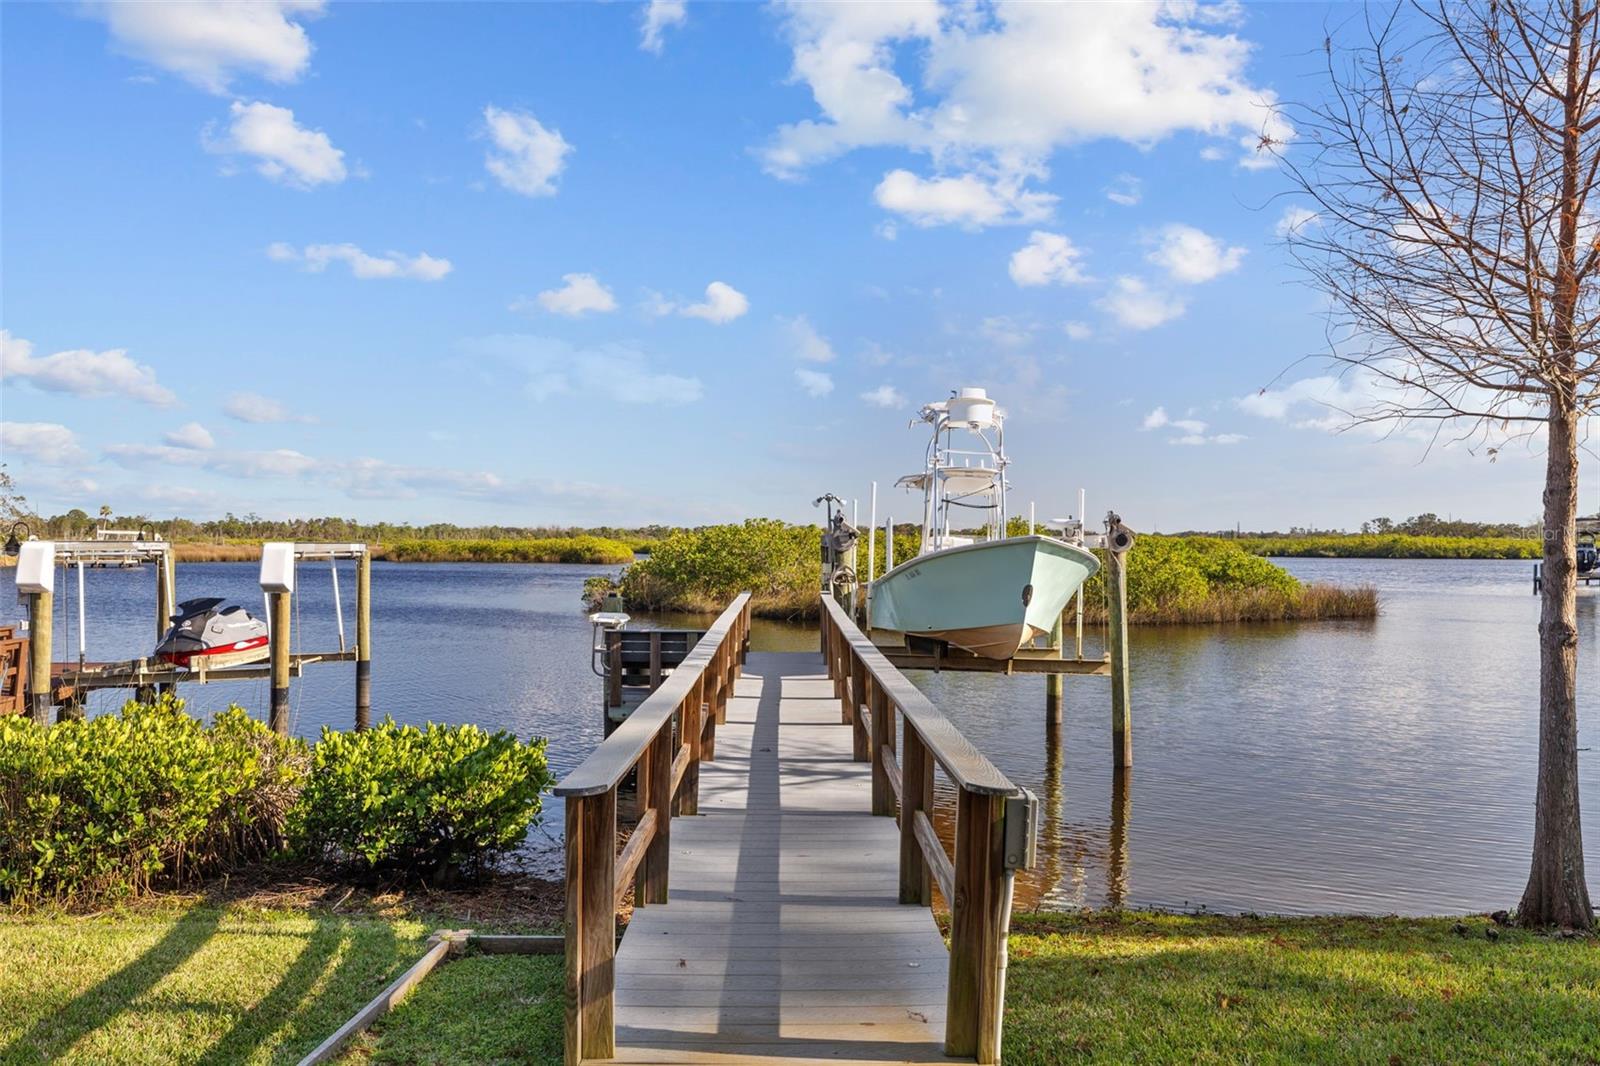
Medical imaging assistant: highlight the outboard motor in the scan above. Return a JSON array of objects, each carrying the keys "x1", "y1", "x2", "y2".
[{"x1": 155, "y1": 597, "x2": 271, "y2": 668}]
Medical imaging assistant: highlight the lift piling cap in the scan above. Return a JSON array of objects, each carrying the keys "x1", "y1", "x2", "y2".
[
  {"x1": 16, "y1": 540, "x2": 54, "y2": 594},
  {"x1": 259, "y1": 542, "x2": 296, "y2": 594}
]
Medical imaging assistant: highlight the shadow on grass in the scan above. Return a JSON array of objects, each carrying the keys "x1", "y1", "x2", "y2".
[{"x1": 3, "y1": 899, "x2": 226, "y2": 1063}]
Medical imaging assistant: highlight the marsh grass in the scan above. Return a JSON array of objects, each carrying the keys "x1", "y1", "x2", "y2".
[
  {"x1": 1239, "y1": 533, "x2": 1541, "y2": 559},
  {"x1": 1081, "y1": 582, "x2": 1380, "y2": 625}
]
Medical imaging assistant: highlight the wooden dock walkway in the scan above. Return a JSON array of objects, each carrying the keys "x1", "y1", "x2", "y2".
[
  {"x1": 556, "y1": 595, "x2": 1030, "y2": 1066},
  {"x1": 610, "y1": 651, "x2": 958, "y2": 1064}
]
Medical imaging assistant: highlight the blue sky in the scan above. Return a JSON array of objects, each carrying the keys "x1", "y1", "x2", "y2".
[{"x1": 0, "y1": 1, "x2": 1565, "y2": 530}]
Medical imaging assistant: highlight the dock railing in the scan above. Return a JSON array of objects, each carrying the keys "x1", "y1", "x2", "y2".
[
  {"x1": 819, "y1": 594, "x2": 1034, "y2": 1064},
  {"x1": 553, "y1": 592, "x2": 752, "y2": 1065}
]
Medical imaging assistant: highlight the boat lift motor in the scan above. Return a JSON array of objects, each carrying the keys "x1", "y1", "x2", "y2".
[{"x1": 815, "y1": 493, "x2": 859, "y2": 600}]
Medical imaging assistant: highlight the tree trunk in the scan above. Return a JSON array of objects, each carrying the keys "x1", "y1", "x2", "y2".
[{"x1": 1519, "y1": 398, "x2": 1594, "y2": 929}]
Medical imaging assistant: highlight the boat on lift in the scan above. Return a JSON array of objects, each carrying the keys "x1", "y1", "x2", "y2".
[
  {"x1": 868, "y1": 387, "x2": 1100, "y2": 659},
  {"x1": 155, "y1": 597, "x2": 270, "y2": 668}
]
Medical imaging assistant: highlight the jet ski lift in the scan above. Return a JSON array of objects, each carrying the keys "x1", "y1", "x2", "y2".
[{"x1": 7, "y1": 537, "x2": 374, "y2": 733}]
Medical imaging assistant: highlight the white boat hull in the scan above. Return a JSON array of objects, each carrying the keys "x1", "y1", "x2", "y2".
[{"x1": 868, "y1": 536, "x2": 1100, "y2": 660}]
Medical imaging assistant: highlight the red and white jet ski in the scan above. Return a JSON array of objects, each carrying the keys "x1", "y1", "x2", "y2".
[{"x1": 155, "y1": 597, "x2": 270, "y2": 668}]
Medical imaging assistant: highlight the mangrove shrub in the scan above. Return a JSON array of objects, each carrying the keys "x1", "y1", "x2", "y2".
[{"x1": 292, "y1": 719, "x2": 552, "y2": 884}]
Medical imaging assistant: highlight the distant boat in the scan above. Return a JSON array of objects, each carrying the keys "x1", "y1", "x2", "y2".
[{"x1": 868, "y1": 387, "x2": 1099, "y2": 659}]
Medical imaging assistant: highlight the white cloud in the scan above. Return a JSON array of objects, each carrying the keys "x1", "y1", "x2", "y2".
[
  {"x1": 782, "y1": 315, "x2": 836, "y2": 363},
  {"x1": 1275, "y1": 205, "x2": 1319, "y2": 237},
  {"x1": 269, "y1": 242, "x2": 452, "y2": 281},
  {"x1": 680, "y1": 281, "x2": 749, "y2": 323},
  {"x1": 1104, "y1": 173, "x2": 1142, "y2": 206},
  {"x1": 224, "y1": 392, "x2": 314, "y2": 424},
  {"x1": 763, "y1": 2, "x2": 1290, "y2": 209},
  {"x1": 1, "y1": 330, "x2": 176, "y2": 406},
  {"x1": 463, "y1": 334, "x2": 702, "y2": 405},
  {"x1": 874, "y1": 169, "x2": 1055, "y2": 229},
  {"x1": 483, "y1": 106, "x2": 571, "y2": 197},
  {"x1": 640, "y1": 0, "x2": 687, "y2": 53},
  {"x1": 1062, "y1": 320, "x2": 1091, "y2": 340},
  {"x1": 163, "y1": 422, "x2": 215, "y2": 450},
  {"x1": 85, "y1": 0, "x2": 323, "y2": 94},
  {"x1": 1237, "y1": 374, "x2": 1378, "y2": 431},
  {"x1": 1143, "y1": 405, "x2": 1243, "y2": 444},
  {"x1": 794, "y1": 368, "x2": 834, "y2": 397},
  {"x1": 530, "y1": 273, "x2": 618, "y2": 317},
  {"x1": 1097, "y1": 276, "x2": 1186, "y2": 330},
  {"x1": 860, "y1": 384, "x2": 905, "y2": 408},
  {"x1": 1146, "y1": 223, "x2": 1246, "y2": 283},
  {"x1": 979, "y1": 315, "x2": 1034, "y2": 348},
  {"x1": 1008, "y1": 231, "x2": 1089, "y2": 287},
  {"x1": 207, "y1": 101, "x2": 346, "y2": 187},
  {"x1": 107, "y1": 442, "x2": 319, "y2": 479},
  {"x1": 1, "y1": 422, "x2": 86, "y2": 465}
]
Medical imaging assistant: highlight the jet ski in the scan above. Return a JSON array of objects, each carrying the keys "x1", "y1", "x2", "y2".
[{"x1": 155, "y1": 597, "x2": 271, "y2": 668}]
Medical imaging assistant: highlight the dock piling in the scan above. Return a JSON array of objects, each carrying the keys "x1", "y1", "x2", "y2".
[
  {"x1": 27, "y1": 591, "x2": 51, "y2": 725},
  {"x1": 269, "y1": 591, "x2": 292, "y2": 735},
  {"x1": 1106, "y1": 536, "x2": 1132, "y2": 767},
  {"x1": 356, "y1": 551, "x2": 372, "y2": 730}
]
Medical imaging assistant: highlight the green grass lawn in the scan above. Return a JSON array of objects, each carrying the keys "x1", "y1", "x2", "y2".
[
  {"x1": 4, "y1": 903, "x2": 1596, "y2": 1065},
  {"x1": 1004, "y1": 911, "x2": 1600, "y2": 1065}
]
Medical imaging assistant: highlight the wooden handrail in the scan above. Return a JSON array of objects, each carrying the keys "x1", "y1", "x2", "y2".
[
  {"x1": 556, "y1": 593, "x2": 751, "y2": 798},
  {"x1": 819, "y1": 595, "x2": 1014, "y2": 795},
  {"x1": 819, "y1": 593, "x2": 1031, "y2": 1065},
  {"x1": 557, "y1": 592, "x2": 752, "y2": 1066}
]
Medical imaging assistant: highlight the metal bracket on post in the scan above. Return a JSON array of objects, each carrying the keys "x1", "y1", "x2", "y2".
[{"x1": 1001, "y1": 788, "x2": 1038, "y2": 870}]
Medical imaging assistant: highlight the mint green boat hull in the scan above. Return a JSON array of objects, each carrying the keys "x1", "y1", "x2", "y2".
[{"x1": 867, "y1": 535, "x2": 1100, "y2": 659}]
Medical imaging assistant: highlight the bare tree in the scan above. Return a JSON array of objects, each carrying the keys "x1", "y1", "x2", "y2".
[{"x1": 1280, "y1": 0, "x2": 1595, "y2": 929}]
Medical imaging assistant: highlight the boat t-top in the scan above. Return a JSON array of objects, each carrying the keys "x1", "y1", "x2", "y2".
[{"x1": 868, "y1": 387, "x2": 1100, "y2": 659}]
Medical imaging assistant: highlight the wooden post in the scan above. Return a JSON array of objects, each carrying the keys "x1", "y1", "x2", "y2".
[
  {"x1": 564, "y1": 791, "x2": 617, "y2": 1065},
  {"x1": 850, "y1": 657, "x2": 869, "y2": 761},
  {"x1": 155, "y1": 552, "x2": 176, "y2": 696},
  {"x1": 946, "y1": 788, "x2": 1007, "y2": 1062},
  {"x1": 641, "y1": 726, "x2": 672, "y2": 904},
  {"x1": 355, "y1": 550, "x2": 372, "y2": 730},
  {"x1": 269, "y1": 591, "x2": 291, "y2": 736},
  {"x1": 714, "y1": 647, "x2": 728, "y2": 726},
  {"x1": 26, "y1": 591, "x2": 51, "y2": 725},
  {"x1": 1106, "y1": 546, "x2": 1132, "y2": 767},
  {"x1": 898, "y1": 726, "x2": 932, "y2": 905},
  {"x1": 679, "y1": 677, "x2": 702, "y2": 816},
  {"x1": 1045, "y1": 609, "x2": 1064, "y2": 723},
  {"x1": 606, "y1": 630, "x2": 622, "y2": 710},
  {"x1": 648, "y1": 632, "x2": 662, "y2": 690},
  {"x1": 870, "y1": 680, "x2": 896, "y2": 816},
  {"x1": 154, "y1": 552, "x2": 171, "y2": 642}
]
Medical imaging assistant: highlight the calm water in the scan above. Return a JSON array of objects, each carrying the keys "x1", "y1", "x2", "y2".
[{"x1": 4, "y1": 557, "x2": 1595, "y2": 916}]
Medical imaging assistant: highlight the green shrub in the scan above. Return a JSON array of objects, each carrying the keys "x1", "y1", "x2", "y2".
[
  {"x1": 292, "y1": 719, "x2": 552, "y2": 884},
  {"x1": 614, "y1": 519, "x2": 823, "y2": 618},
  {"x1": 0, "y1": 697, "x2": 304, "y2": 905}
]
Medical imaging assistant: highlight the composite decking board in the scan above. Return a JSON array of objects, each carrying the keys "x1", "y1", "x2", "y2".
[{"x1": 607, "y1": 651, "x2": 965, "y2": 1066}]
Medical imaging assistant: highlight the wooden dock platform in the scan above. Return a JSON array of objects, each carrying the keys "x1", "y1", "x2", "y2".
[
  {"x1": 557, "y1": 594, "x2": 1028, "y2": 1066},
  {"x1": 610, "y1": 652, "x2": 960, "y2": 1065}
]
